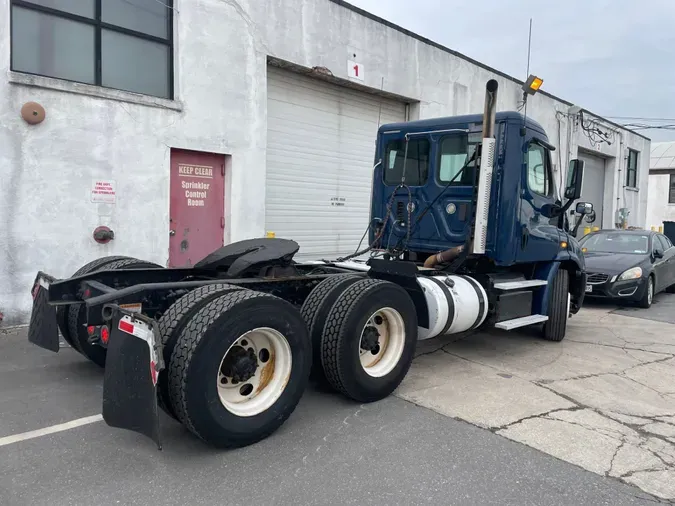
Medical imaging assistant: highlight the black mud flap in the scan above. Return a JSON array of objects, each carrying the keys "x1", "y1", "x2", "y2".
[
  {"x1": 101, "y1": 307, "x2": 165, "y2": 450},
  {"x1": 27, "y1": 272, "x2": 60, "y2": 353}
]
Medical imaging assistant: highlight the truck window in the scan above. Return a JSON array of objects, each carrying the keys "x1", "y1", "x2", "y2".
[
  {"x1": 526, "y1": 142, "x2": 552, "y2": 196},
  {"x1": 438, "y1": 134, "x2": 476, "y2": 185},
  {"x1": 384, "y1": 138, "x2": 430, "y2": 186}
]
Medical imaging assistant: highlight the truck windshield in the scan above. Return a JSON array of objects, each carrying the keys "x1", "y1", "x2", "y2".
[{"x1": 580, "y1": 232, "x2": 649, "y2": 254}]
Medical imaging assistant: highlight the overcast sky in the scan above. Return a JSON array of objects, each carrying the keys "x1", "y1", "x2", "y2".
[{"x1": 348, "y1": 0, "x2": 675, "y2": 142}]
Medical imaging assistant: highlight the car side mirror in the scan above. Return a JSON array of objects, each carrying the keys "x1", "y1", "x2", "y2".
[
  {"x1": 575, "y1": 201, "x2": 593, "y2": 215},
  {"x1": 565, "y1": 159, "x2": 585, "y2": 200},
  {"x1": 654, "y1": 248, "x2": 664, "y2": 259}
]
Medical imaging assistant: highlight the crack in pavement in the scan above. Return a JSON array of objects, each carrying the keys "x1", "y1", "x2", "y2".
[{"x1": 608, "y1": 440, "x2": 626, "y2": 477}]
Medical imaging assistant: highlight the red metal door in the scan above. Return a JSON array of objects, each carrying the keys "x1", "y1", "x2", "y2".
[{"x1": 169, "y1": 149, "x2": 225, "y2": 267}]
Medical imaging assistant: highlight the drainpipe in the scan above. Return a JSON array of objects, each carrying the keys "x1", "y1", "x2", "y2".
[{"x1": 616, "y1": 130, "x2": 626, "y2": 228}]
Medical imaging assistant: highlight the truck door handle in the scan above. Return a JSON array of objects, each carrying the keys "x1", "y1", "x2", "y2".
[{"x1": 169, "y1": 229, "x2": 176, "y2": 236}]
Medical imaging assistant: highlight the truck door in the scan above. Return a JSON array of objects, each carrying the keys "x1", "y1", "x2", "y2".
[{"x1": 516, "y1": 139, "x2": 561, "y2": 262}]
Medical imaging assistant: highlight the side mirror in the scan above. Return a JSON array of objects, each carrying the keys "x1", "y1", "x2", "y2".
[
  {"x1": 585, "y1": 210, "x2": 597, "y2": 223},
  {"x1": 565, "y1": 159, "x2": 585, "y2": 200},
  {"x1": 654, "y1": 248, "x2": 664, "y2": 259},
  {"x1": 575, "y1": 202, "x2": 593, "y2": 215}
]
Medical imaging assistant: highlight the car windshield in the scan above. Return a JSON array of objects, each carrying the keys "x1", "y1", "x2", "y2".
[{"x1": 580, "y1": 233, "x2": 649, "y2": 254}]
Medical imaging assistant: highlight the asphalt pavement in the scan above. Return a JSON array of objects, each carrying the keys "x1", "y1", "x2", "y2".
[
  {"x1": 611, "y1": 290, "x2": 675, "y2": 325},
  {"x1": 0, "y1": 327, "x2": 660, "y2": 506}
]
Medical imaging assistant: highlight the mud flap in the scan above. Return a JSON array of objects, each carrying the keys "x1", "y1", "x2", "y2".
[
  {"x1": 101, "y1": 307, "x2": 164, "y2": 450},
  {"x1": 27, "y1": 272, "x2": 60, "y2": 353}
]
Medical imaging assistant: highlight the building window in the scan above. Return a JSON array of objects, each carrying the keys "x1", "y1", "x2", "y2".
[
  {"x1": 526, "y1": 142, "x2": 552, "y2": 196},
  {"x1": 626, "y1": 149, "x2": 639, "y2": 188},
  {"x1": 670, "y1": 173, "x2": 675, "y2": 204},
  {"x1": 10, "y1": 0, "x2": 173, "y2": 99},
  {"x1": 384, "y1": 138, "x2": 430, "y2": 186}
]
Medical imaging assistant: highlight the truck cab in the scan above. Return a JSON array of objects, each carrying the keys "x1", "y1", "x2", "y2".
[{"x1": 368, "y1": 107, "x2": 590, "y2": 322}]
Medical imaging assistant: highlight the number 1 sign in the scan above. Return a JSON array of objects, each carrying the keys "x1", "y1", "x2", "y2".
[{"x1": 347, "y1": 60, "x2": 364, "y2": 81}]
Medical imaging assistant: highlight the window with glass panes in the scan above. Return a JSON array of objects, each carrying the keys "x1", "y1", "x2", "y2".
[
  {"x1": 10, "y1": 0, "x2": 173, "y2": 99},
  {"x1": 626, "y1": 149, "x2": 638, "y2": 188}
]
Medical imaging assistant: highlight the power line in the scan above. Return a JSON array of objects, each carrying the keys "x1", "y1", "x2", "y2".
[{"x1": 604, "y1": 116, "x2": 675, "y2": 122}]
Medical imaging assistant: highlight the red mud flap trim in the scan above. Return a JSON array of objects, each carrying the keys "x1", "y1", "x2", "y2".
[
  {"x1": 101, "y1": 306, "x2": 164, "y2": 450},
  {"x1": 27, "y1": 272, "x2": 60, "y2": 353}
]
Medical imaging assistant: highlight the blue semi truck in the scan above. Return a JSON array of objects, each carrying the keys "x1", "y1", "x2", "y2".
[{"x1": 26, "y1": 79, "x2": 590, "y2": 449}]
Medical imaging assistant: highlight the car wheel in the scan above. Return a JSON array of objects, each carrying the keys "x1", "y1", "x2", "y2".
[{"x1": 637, "y1": 276, "x2": 654, "y2": 309}]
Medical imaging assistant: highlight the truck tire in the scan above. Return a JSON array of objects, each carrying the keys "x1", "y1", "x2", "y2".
[
  {"x1": 541, "y1": 268, "x2": 569, "y2": 342},
  {"x1": 300, "y1": 274, "x2": 361, "y2": 382},
  {"x1": 168, "y1": 290, "x2": 311, "y2": 448},
  {"x1": 156, "y1": 283, "x2": 247, "y2": 420},
  {"x1": 56, "y1": 255, "x2": 136, "y2": 349},
  {"x1": 67, "y1": 258, "x2": 162, "y2": 367},
  {"x1": 320, "y1": 278, "x2": 418, "y2": 403}
]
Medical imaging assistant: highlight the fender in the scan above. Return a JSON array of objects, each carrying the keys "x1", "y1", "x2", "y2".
[{"x1": 533, "y1": 248, "x2": 586, "y2": 316}]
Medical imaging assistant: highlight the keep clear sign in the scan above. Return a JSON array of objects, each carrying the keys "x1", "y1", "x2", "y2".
[{"x1": 178, "y1": 163, "x2": 213, "y2": 207}]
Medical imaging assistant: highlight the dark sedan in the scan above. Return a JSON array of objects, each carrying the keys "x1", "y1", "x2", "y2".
[{"x1": 579, "y1": 229, "x2": 675, "y2": 308}]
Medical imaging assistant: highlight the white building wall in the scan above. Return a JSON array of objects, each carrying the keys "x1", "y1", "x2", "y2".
[
  {"x1": 646, "y1": 173, "x2": 675, "y2": 229},
  {"x1": 569, "y1": 114, "x2": 651, "y2": 230},
  {"x1": 0, "y1": 0, "x2": 650, "y2": 324}
]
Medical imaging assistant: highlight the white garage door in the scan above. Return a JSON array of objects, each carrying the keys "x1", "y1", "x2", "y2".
[
  {"x1": 576, "y1": 151, "x2": 606, "y2": 236},
  {"x1": 266, "y1": 66, "x2": 408, "y2": 260}
]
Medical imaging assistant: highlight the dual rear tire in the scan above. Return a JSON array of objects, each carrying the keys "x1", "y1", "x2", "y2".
[
  {"x1": 301, "y1": 276, "x2": 419, "y2": 402},
  {"x1": 157, "y1": 288, "x2": 311, "y2": 448}
]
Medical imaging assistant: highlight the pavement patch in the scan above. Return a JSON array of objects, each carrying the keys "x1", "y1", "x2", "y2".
[
  {"x1": 396, "y1": 303, "x2": 675, "y2": 501},
  {"x1": 396, "y1": 350, "x2": 575, "y2": 428},
  {"x1": 497, "y1": 414, "x2": 620, "y2": 476}
]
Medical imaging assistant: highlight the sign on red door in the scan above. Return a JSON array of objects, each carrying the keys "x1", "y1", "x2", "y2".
[{"x1": 169, "y1": 148, "x2": 225, "y2": 267}]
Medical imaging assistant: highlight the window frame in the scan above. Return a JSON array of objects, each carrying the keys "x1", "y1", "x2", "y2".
[
  {"x1": 383, "y1": 137, "x2": 431, "y2": 187},
  {"x1": 669, "y1": 173, "x2": 675, "y2": 204},
  {"x1": 626, "y1": 148, "x2": 639, "y2": 188},
  {"x1": 525, "y1": 140, "x2": 553, "y2": 198},
  {"x1": 435, "y1": 132, "x2": 480, "y2": 187},
  {"x1": 9, "y1": 0, "x2": 174, "y2": 99}
]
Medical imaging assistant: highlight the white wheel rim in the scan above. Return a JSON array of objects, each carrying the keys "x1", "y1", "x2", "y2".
[
  {"x1": 648, "y1": 280, "x2": 653, "y2": 304},
  {"x1": 216, "y1": 327, "x2": 292, "y2": 417},
  {"x1": 358, "y1": 307, "x2": 406, "y2": 378}
]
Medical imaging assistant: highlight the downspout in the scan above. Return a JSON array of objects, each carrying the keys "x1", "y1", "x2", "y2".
[{"x1": 616, "y1": 130, "x2": 625, "y2": 228}]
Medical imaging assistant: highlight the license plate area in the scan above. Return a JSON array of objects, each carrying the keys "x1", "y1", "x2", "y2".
[{"x1": 585, "y1": 284, "x2": 592, "y2": 293}]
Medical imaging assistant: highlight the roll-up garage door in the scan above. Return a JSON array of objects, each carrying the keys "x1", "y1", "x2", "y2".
[
  {"x1": 576, "y1": 151, "x2": 606, "y2": 236},
  {"x1": 265, "y1": 66, "x2": 407, "y2": 260}
]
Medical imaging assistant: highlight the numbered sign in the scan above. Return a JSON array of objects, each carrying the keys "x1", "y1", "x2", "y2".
[{"x1": 347, "y1": 60, "x2": 364, "y2": 81}]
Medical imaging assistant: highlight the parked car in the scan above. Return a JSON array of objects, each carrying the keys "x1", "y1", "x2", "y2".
[{"x1": 579, "y1": 229, "x2": 675, "y2": 308}]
